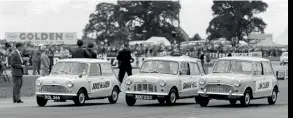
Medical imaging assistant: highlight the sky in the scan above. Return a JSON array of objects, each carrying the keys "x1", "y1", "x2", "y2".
[{"x1": 0, "y1": 0, "x2": 288, "y2": 44}]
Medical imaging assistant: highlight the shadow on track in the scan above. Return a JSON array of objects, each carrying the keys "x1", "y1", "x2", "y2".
[
  {"x1": 206, "y1": 103, "x2": 284, "y2": 108},
  {"x1": 43, "y1": 102, "x2": 110, "y2": 107},
  {"x1": 132, "y1": 102, "x2": 196, "y2": 107}
]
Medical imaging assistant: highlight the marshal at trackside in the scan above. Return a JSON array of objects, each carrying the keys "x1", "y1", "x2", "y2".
[{"x1": 92, "y1": 81, "x2": 110, "y2": 90}]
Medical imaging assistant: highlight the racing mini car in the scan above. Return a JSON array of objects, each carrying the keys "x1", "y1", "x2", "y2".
[
  {"x1": 124, "y1": 56, "x2": 206, "y2": 106},
  {"x1": 35, "y1": 59, "x2": 120, "y2": 106},
  {"x1": 280, "y1": 52, "x2": 288, "y2": 65},
  {"x1": 197, "y1": 57, "x2": 279, "y2": 107}
]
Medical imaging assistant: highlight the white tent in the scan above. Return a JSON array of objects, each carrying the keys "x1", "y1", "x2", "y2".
[
  {"x1": 274, "y1": 28, "x2": 288, "y2": 45},
  {"x1": 254, "y1": 39, "x2": 281, "y2": 47},
  {"x1": 144, "y1": 36, "x2": 171, "y2": 46},
  {"x1": 129, "y1": 41, "x2": 145, "y2": 45}
]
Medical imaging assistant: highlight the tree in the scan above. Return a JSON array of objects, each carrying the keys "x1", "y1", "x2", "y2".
[
  {"x1": 206, "y1": 1, "x2": 268, "y2": 46},
  {"x1": 191, "y1": 33, "x2": 202, "y2": 41},
  {"x1": 83, "y1": 3, "x2": 124, "y2": 43},
  {"x1": 117, "y1": 1, "x2": 182, "y2": 42}
]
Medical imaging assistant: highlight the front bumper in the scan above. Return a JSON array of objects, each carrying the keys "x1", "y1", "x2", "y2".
[
  {"x1": 36, "y1": 92, "x2": 77, "y2": 100},
  {"x1": 198, "y1": 91, "x2": 243, "y2": 100},
  {"x1": 125, "y1": 91, "x2": 168, "y2": 99}
]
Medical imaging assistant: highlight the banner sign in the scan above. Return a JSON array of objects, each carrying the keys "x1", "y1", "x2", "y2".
[{"x1": 5, "y1": 32, "x2": 77, "y2": 45}]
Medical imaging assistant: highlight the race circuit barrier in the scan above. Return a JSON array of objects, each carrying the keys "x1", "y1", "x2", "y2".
[
  {"x1": 0, "y1": 75, "x2": 40, "y2": 98},
  {"x1": 208, "y1": 52, "x2": 262, "y2": 59},
  {"x1": 52, "y1": 52, "x2": 262, "y2": 68}
]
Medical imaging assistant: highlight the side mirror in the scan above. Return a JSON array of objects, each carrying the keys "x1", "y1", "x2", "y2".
[{"x1": 79, "y1": 74, "x2": 83, "y2": 78}]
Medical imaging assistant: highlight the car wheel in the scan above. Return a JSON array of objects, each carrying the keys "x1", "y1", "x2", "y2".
[
  {"x1": 74, "y1": 89, "x2": 86, "y2": 106},
  {"x1": 125, "y1": 95, "x2": 136, "y2": 106},
  {"x1": 108, "y1": 87, "x2": 119, "y2": 104},
  {"x1": 198, "y1": 96, "x2": 209, "y2": 107},
  {"x1": 36, "y1": 96, "x2": 48, "y2": 107},
  {"x1": 195, "y1": 97, "x2": 201, "y2": 103},
  {"x1": 158, "y1": 98, "x2": 166, "y2": 105},
  {"x1": 268, "y1": 88, "x2": 278, "y2": 105},
  {"x1": 229, "y1": 100, "x2": 237, "y2": 105},
  {"x1": 240, "y1": 89, "x2": 251, "y2": 107},
  {"x1": 166, "y1": 89, "x2": 177, "y2": 106}
]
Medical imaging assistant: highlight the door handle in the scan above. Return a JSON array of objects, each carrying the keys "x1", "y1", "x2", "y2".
[
  {"x1": 88, "y1": 81, "x2": 92, "y2": 83},
  {"x1": 101, "y1": 78, "x2": 104, "y2": 79}
]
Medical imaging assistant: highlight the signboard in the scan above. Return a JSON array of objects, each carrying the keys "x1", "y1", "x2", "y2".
[{"x1": 5, "y1": 32, "x2": 77, "y2": 45}]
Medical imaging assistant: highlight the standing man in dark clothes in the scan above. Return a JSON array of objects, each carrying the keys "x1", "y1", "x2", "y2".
[
  {"x1": 11, "y1": 43, "x2": 25, "y2": 103},
  {"x1": 87, "y1": 42, "x2": 97, "y2": 59},
  {"x1": 117, "y1": 44, "x2": 134, "y2": 85},
  {"x1": 48, "y1": 47, "x2": 54, "y2": 73},
  {"x1": 71, "y1": 40, "x2": 92, "y2": 58}
]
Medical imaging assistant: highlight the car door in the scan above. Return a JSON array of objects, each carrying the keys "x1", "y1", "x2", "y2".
[
  {"x1": 261, "y1": 62, "x2": 275, "y2": 97},
  {"x1": 188, "y1": 62, "x2": 201, "y2": 96},
  {"x1": 179, "y1": 62, "x2": 193, "y2": 97},
  {"x1": 252, "y1": 62, "x2": 266, "y2": 98},
  {"x1": 100, "y1": 63, "x2": 114, "y2": 97},
  {"x1": 87, "y1": 63, "x2": 107, "y2": 98}
]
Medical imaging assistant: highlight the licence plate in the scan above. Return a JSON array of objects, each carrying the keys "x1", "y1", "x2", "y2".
[
  {"x1": 44, "y1": 95, "x2": 61, "y2": 100},
  {"x1": 135, "y1": 95, "x2": 153, "y2": 100}
]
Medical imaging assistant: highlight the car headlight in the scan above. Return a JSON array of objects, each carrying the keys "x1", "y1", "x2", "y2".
[
  {"x1": 36, "y1": 79, "x2": 43, "y2": 87},
  {"x1": 66, "y1": 81, "x2": 74, "y2": 88},
  {"x1": 125, "y1": 78, "x2": 133, "y2": 85},
  {"x1": 233, "y1": 80, "x2": 241, "y2": 87},
  {"x1": 159, "y1": 80, "x2": 166, "y2": 87},
  {"x1": 199, "y1": 78, "x2": 206, "y2": 85}
]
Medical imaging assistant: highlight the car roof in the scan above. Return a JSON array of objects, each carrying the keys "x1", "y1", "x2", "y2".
[
  {"x1": 218, "y1": 57, "x2": 270, "y2": 62},
  {"x1": 57, "y1": 58, "x2": 110, "y2": 63},
  {"x1": 144, "y1": 56, "x2": 201, "y2": 62}
]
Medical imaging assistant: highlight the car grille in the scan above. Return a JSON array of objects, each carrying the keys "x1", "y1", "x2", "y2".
[
  {"x1": 40, "y1": 85, "x2": 69, "y2": 93},
  {"x1": 205, "y1": 84, "x2": 233, "y2": 93},
  {"x1": 133, "y1": 83, "x2": 157, "y2": 92}
]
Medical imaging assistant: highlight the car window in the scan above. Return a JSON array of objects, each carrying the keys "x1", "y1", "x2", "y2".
[
  {"x1": 254, "y1": 63, "x2": 263, "y2": 75},
  {"x1": 89, "y1": 63, "x2": 101, "y2": 76},
  {"x1": 51, "y1": 62, "x2": 88, "y2": 75},
  {"x1": 100, "y1": 63, "x2": 114, "y2": 76},
  {"x1": 197, "y1": 61, "x2": 205, "y2": 74},
  {"x1": 262, "y1": 62, "x2": 274, "y2": 75},
  {"x1": 140, "y1": 60, "x2": 179, "y2": 75},
  {"x1": 190, "y1": 62, "x2": 200, "y2": 75},
  {"x1": 180, "y1": 62, "x2": 190, "y2": 75}
]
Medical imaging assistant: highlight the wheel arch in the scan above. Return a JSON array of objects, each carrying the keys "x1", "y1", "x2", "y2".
[
  {"x1": 78, "y1": 87, "x2": 89, "y2": 99},
  {"x1": 244, "y1": 86, "x2": 253, "y2": 98},
  {"x1": 170, "y1": 86, "x2": 179, "y2": 98}
]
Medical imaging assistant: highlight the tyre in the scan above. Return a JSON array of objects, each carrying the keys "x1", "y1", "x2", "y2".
[
  {"x1": 268, "y1": 88, "x2": 278, "y2": 105},
  {"x1": 195, "y1": 97, "x2": 200, "y2": 103},
  {"x1": 166, "y1": 89, "x2": 177, "y2": 106},
  {"x1": 73, "y1": 89, "x2": 86, "y2": 106},
  {"x1": 108, "y1": 87, "x2": 119, "y2": 104},
  {"x1": 198, "y1": 96, "x2": 209, "y2": 107},
  {"x1": 240, "y1": 89, "x2": 251, "y2": 107},
  {"x1": 158, "y1": 98, "x2": 166, "y2": 105},
  {"x1": 37, "y1": 96, "x2": 48, "y2": 107},
  {"x1": 125, "y1": 95, "x2": 136, "y2": 106},
  {"x1": 229, "y1": 100, "x2": 237, "y2": 105}
]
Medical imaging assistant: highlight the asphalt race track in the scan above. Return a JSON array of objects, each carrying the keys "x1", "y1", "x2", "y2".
[{"x1": 0, "y1": 62, "x2": 288, "y2": 118}]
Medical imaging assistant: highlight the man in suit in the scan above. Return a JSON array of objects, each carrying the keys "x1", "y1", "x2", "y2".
[
  {"x1": 87, "y1": 42, "x2": 97, "y2": 59},
  {"x1": 116, "y1": 44, "x2": 134, "y2": 84},
  {"x1": 71, "y1": 40, "x2": 92, "y2": 58},
  {"x1": 11, "y1": 43, "x2": 25, "y2": 103},
  {"x1": 40, "y1": 49, "x2": 50, "y2": 76}
]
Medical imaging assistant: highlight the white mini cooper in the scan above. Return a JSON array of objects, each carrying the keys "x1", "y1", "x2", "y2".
[
  {"x1": 35, "y1": 59, "x2": 120, "y2": 106},
  {"x1": 124, "y1": 56, "x2": 206, "y2": 106},
  {"x1": 197, "y1": 57, "x2": 279, "y2": 107}
]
